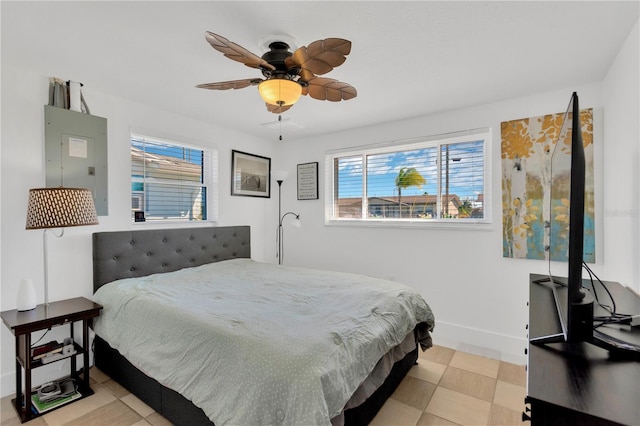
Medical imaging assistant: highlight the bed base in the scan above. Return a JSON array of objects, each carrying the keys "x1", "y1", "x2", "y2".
[
  {"x1": 343, "y1": 345, "x2": 418, "y2": 425},
  {"x1": 94, "y1": 335, "x2": 418, "y2": 425}
]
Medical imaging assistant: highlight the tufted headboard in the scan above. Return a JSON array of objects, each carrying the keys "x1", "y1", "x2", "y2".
[{"x1": 93, "y1": 226, "x2": 251, "y2": 292}]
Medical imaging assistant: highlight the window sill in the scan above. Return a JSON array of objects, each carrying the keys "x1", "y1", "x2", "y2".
[{"x1": 324, "y1": 218, "x2": 494, "y2": 231}]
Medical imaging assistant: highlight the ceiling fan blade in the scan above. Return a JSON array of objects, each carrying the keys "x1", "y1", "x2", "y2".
[
  {"x1": 288, "y1": 38, "x2": 352, "y2": 76},
  {"x1": 196, "y1": 78, "x2": 263, "y2": 90},
  {"x1": 306, "y1": 38, "x2": 351, "y2": 67},
  {"x1": 296, "y1": 67, "x2": 316, "y2": 83},
  {"x1": 306, "y1": 78, "x2": 357, "y2": 102},
  {"x1": 266, "y1": 103, "x2": 293, "y2": 114},
  {"x1": 310, "y1": 38, "x2": 352, "y2": 56},
  {"x1": 205, "y1": 32, "x2": 275, "y2": 71}
]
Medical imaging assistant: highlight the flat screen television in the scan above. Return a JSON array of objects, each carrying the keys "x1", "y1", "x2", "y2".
[{"x1": 532, "y1": 92, "x2": 639, "y2": 357}]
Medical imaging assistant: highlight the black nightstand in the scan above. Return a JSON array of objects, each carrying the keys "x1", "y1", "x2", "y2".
[{"x1": 1, "y1": 297, "x2": 103, "y2": 422}]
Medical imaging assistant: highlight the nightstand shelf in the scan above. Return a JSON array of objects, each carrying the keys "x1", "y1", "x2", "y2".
[
  {"x1": 29, "y1": 342, "x2": 82, "y2": 369},
  {"x1": 1, "y1": 297, "x2": 102, "y2": 423}
]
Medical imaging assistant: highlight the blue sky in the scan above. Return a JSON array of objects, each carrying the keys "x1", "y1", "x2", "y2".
[{"x1": 337, "y1": 141, "x2": 484, "y2": 200}]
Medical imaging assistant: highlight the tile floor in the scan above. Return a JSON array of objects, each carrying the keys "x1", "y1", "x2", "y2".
[
  {"x1": 1, "y1": 345, "x2": 527, "y2": 426},
  {"x1": 371, "y1": 345, "x2": 527, "y2": 425}
]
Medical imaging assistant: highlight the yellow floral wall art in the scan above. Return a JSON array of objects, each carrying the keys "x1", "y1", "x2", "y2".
[{"x1": 501, "y1": 108, "x2": 594, "y2": 261}]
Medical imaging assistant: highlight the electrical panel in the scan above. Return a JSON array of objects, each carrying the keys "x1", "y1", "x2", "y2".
[{"x1": 44, "y1": 105, "x2": 108, "y2": 215}]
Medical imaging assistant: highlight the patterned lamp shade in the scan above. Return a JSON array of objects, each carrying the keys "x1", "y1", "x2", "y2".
[{"x1": 26, "y1": 187, "x2": 99, "y2": 229}]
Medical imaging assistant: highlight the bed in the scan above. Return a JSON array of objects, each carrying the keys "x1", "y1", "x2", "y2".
[{"x1": 91, "y1": 226, "x2": 434, "y2": 425}]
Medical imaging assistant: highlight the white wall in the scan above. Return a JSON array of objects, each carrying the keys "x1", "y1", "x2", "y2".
[
  {"x1": 0, "y1": 65, "x2": 278, "y2": 396},
  {"x1": 602, "y1": 20, "x2": 640, "y2": 291}
]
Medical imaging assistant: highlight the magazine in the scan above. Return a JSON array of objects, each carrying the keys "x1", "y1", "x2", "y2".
[{"x1": 31, "y1": 379, "x2": 81, "y2": 414}]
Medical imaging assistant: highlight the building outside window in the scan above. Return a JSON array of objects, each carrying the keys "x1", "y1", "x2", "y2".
[{"x1": 130, "y1": 134, "x2": 216, "y2": 223}]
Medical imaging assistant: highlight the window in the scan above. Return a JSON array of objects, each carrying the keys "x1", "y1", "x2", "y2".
[
  {"x1": 131, "y1": 134, "x2": 217, "y2": 223},
  {"x1": 326, "y1": 129, "x2": 490, "y2": 225}
]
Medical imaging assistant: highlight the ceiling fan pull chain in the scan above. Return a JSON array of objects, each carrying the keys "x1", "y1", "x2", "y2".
[{"x1": 278, "y1": 86, "x2": 284, "y2": 140}]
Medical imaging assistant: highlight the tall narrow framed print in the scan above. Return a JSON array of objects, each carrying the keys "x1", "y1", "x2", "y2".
[
  {"x1": 297, "y1": 162, "x2": 318, "y2": 200},
  {"x1": 231, "y1": 150, "x2": 271, "y2": 198}
]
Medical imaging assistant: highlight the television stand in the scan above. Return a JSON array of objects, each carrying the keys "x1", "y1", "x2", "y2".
[
  {"x1": 527, "y1": 274, "x2": 640, "y2": 425},
  {"x1": 531, "y1": 276, "x2": 640, "y2": 358}
]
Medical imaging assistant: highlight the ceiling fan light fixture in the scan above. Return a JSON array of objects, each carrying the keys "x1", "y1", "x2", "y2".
[{"x1": 259, "y1": 79, "x2": 302, "y2": 107}]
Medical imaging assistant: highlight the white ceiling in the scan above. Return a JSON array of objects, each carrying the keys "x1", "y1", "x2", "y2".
[{"x1": 3, "y1": 1, "x2": 638, "y2": 140}]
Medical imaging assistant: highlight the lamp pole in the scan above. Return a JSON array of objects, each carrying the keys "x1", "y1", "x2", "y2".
[
  {"x1": 277, "y1": 180, "x2": 283, "y2": 264},
  {"x1": 276, "y1": 178, "x2": 301, "y2": 265},
  {"x1": 278, "y1": 212, "x2": 300, "y2": 265}
]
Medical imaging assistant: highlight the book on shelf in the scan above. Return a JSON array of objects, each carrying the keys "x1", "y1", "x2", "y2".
[
  {"x1": 31, "y1": 390, "x2": 81, "y2": 414},
  {"x1": 31, "y1": 341, "x2": 63, "y2": 360}
]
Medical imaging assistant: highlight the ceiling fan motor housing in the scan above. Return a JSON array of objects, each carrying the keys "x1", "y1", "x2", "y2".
[{"x1": 261, "y1": 42, "x2": 300, "y2": 79}]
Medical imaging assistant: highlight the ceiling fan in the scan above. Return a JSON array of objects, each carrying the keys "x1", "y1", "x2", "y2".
[{"x1": 196, "y1": 32, "x2": 357, "y2": 114}]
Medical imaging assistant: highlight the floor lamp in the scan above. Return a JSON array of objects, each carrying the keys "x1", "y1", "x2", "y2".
[
  {"x1": 25, "y1": 187, "x2": 99, "y2": 308},
  {"x1": 274, "y1": 172, "x2": 301, "y2": 265}
]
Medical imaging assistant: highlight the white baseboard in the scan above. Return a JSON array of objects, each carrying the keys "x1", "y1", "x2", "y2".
[{"x1": 432, "y1": 320, "x2": 528, "y2": 365}]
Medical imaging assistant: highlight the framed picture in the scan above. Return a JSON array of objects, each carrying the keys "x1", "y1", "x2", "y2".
[
  {"x1": 297, "y1": 162, "x2": 319, "y2": 200},
  {"x1": 231, "y1": 150, "x2": 271, "y2": 198}
]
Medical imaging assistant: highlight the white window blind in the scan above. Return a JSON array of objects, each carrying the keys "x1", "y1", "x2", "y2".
[
  {"x1": 327, "y1": 129, "x2": 490, "y2": 224},
  {"x1": 131, "y1": 134, "x2": 216, "y2": 223}
]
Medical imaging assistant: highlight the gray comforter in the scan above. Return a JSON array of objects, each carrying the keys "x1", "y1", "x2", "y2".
[{"x1": 93, "y1": 259, "x2": 434, "y2": 425}]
